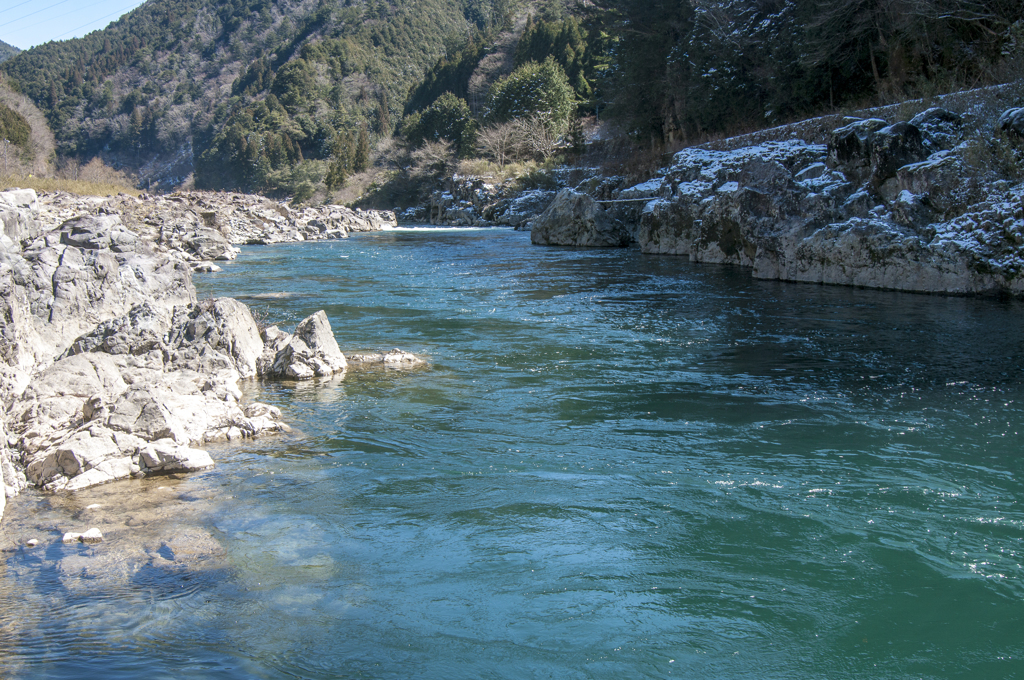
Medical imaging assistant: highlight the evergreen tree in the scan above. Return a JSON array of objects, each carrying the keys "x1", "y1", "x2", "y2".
[
  {"x1": 355, "y1": 126, "x2": 370, "y2": 171},
  {"x1": 404, "y1": 92, "x2": 477, "y2": 157},
  {"x1": 486, "y1": 57, "x2": 575, "y2": 135}
]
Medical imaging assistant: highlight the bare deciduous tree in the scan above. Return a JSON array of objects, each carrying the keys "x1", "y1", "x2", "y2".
[
  {"x1": 57, "y1": 156, "x2": 81, "y2": 180},
  {"x1": 520, "y1": 115, "x2": 561, "y2": 160},
  {"x1": 477, "y1": 115, "x2": 565, "y2": 168},
  {"x1": 476, "y1": 120, "x2": 523, "y2": 169},
  {"x1": 411, "y1": 139, "x2": 456, "y2": 176}
]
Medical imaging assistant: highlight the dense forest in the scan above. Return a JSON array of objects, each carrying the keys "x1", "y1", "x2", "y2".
[
  {"x1": 591, "y1": 0, "x2": 1024, "y2": 145},
  {"x1": 0, "y1": 41, "x2": 18, "y2": 63},
  {"x1": 1, "y1": 0, "x2": 514, "y2": 194},
  {"x1": 1, "y1": 0, "x2": 1021, "y2": 198}
]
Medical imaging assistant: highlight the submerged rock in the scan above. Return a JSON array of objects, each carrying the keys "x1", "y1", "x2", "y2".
[
  {"x1": 61, "y1": 528, "x2": 103, "y2": 544},
  {"x1": 81, "y1": 528, "x2": 104, "y2": 543},
  {"x1": 347, "y1": 349, "x2": 425, "y2": 367}
]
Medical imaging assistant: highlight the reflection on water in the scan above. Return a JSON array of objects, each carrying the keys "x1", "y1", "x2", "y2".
[{"x1": 3, "y1": 229, "x2": 1024, "y2": 679}]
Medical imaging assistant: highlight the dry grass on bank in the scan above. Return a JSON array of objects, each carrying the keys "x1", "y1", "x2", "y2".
[
  {"x1": 1, "y1": 157, "x2": 140, "y2": 197},
  {"x1": 456, "y1": 157, "x2": 564, "y2": 183},
  {"x1": 0, "y1": 174, "x2": 141, "y2": 197}
]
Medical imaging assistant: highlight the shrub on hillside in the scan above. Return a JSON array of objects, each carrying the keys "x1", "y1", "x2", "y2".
[
  {"x1": 0, "y1": 102, "x2": 30, "y2": 149},
  {"x1": 402, "y1": 93, "x2": 477, "y2": 157}
]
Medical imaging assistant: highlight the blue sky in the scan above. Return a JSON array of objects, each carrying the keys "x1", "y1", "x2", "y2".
[{"x1": 0, "y1": 0, "x2": 148, "y2": 51}]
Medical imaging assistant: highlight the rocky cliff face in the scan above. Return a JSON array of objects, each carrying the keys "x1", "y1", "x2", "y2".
[
  {"x1": 0, "y1": 189, "x2": 408, "y2": 522},
  {"x1": 532, "y1": 106, "x2": 1024, "y2": 298}
]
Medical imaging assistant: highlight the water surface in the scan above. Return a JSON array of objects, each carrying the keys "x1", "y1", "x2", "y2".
[{"x1": 2, "y1": 227, "x2": 1022, "y2": 678}]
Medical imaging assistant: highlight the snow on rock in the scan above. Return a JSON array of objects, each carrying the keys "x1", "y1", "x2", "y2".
[{"x1": 532, "y1": 109, "x2": 1024, "y2": 298}]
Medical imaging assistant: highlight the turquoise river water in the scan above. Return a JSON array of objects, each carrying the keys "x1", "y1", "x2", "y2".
[{"x1": 1, "y1": 226, "x2": 1023, "y2": 678}]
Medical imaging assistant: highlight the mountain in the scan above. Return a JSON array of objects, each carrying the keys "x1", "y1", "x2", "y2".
[
  {"x1": 0, "y1": 40, "x2": 19, "y2": 63},
  {"x1": 1, "y1": 0, "x2": 514, "y2": 192},
  {"x1": 1, "y1": 0, "x2": 1020, "y2": 199}
]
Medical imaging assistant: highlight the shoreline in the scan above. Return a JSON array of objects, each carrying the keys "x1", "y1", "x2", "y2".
[{"x1": 0, "y1": 189, "x2": 410, "y2": 528}]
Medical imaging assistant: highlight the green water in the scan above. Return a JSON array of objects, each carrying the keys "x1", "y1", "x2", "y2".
[{"x1": 2, "y1": 228, "x2": 1023, "y2": 678}]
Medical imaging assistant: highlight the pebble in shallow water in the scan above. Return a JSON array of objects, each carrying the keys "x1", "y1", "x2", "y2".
[{"x1": 62, "y1": 528, "x2": 104, "y2": 544}]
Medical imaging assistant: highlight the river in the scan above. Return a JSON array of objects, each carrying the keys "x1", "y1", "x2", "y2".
[{"x1": 1, "y1": 227, "x2": 1022, "y2": 678}]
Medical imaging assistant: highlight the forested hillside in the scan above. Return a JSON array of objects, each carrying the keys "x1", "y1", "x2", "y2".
[
  {"x1": 1, "y1": 0, "x2": 513, "y2": 193},
  {"x1": 590, "y1": 0, "x2": 1024, "y2": 146},
  {"x1": 1, "y1": 0, "x2": 1021, "y2": 199},
  {"x1": 0, "y1": 41, "x2": 19, "y2": 63}
]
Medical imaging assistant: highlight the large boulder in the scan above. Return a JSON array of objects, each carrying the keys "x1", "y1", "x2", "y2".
[
  {"x1": 137, "y1": 440, "x2": 214, "y2": 474},
  {"x1": 182, "y1": 227, "x2": 238, "y2": 261},
  {"x1": 259, "y1": 311, "x2": 347, "y2": 379},
  {"x1": 60, "y1": 215, "x2": 140, "y2": 252},
  {"x1": 869, "y1": 121, "x2": 927, "y2": 197},
  {"x1": 896, "y1": 153, "x2": 962, "y2": 215},
  {"x1": 0, "y1": 188, "x2": 43, "y2": 246},
  {"x1": 827, "y1": 118, "x2": 888, "y2": 181},
  {"x1": 909, "y1": 108, "x2": 963, "y2": 152},
  {"x1": 531, "y1": 190, "x2": 632, "y2": 247}
]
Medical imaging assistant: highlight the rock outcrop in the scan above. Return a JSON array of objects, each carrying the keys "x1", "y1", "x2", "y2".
[
  {"x1": 34, "y1": 190, "x2": 397, "y2": 270},
  {"x1": 424, "y1": 174, "x2": 570, "y2": 227},
  {"x1": 258, "y1": 311, "x2": 348, "y2": 379},
  {"x1": 531, "y1": 190, "x2": 632, "y2": 247},
  {"x1": 535, "y1": 105, "x2": 1024, "y2": 298},
  {"x1": 0, "y1": 210, "x2": 195, "y2": 404},
  {"x1": 0, "y1": 189, "x2": 418, "y2": 522}
]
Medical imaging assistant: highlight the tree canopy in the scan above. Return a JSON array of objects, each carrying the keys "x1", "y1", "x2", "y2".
[
  {"x1": 403, "y1": 92, "x2": 477, "y2": 157},
  {"x1": 486, "y1": 57, "x2": 575, "y2": 134}
]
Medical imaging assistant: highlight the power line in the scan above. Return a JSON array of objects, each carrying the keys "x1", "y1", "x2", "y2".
[
  {"x1": 50, "y1": 2, "x2": 144, "y2": 43},
  {"x1": 18, "y1": 3, "x2": 104, "y2": 34},
  {"x1": 0, "y1": 0, "x2": 77, "y2": 30},
  {"x1": 0, "y1": 0, "x2": 35, "y2": 17}
]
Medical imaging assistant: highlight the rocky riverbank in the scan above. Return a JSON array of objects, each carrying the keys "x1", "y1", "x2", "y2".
[
  {"x1": 423, "y1": 85, "x2": 1024, "y2": 298},
  {"x1": 0, "y1": 189, "x2": 406, "y2": 524},
  {"x1": 534, "y1": 104, "x2": 1024, "y2": 296}
]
